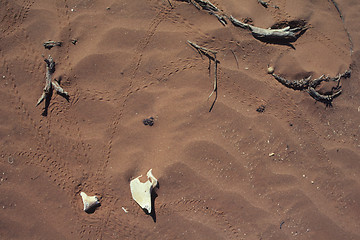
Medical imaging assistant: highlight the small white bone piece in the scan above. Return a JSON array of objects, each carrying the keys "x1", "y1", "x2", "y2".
[
  {"x1": 80, "y1": 192, "x2": 100, "y2": 212},
  {"x1": 130, "y1": 169, "x2": 158, "y2": 214}
]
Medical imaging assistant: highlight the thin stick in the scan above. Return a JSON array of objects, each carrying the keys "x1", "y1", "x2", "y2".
[
  {"x1": 167, "y1": 0, "x2": 173, "y2": 8},
  {"x1": 187, "y1": 40, "x2": 217, "y2": 60},
  {"x1": 187, "y1": 40, "x2": 219, "y2": 111},
  {"x1": 208, "y1": 54, "x2": 218, "y2": 99},
  {"x1": 230, "y1": 49, "x2": 239, "y2": 69}
]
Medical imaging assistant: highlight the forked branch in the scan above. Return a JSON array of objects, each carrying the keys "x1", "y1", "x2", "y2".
[
  {"x1": 36, "y1": 55, "x2": 69, "y2": 115},
  {"x1": 270, "y1": 69, "x2": 351, "y2": 106}
]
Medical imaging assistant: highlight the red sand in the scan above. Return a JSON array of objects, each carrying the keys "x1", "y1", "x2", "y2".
[{"x1": 1, "y1": 0, "x2": 359, "y2": 239}]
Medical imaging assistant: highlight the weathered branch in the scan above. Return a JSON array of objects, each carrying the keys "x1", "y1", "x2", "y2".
[
  {"x1": 43, "y1": 41, "x2": 62, "y2": 50},
  {"x1": 272, "y1": 73, "x2": 311, "y2": 90},
  {"x1": 36, "y1": 55, "x2": 69, "y2": 111},
  {"x1": 307, "y1": 87, "x2": 342, "y2": 106},
  {"x1": 52, "y1": 80, "x2": 68, "y2": 96},
  {"x1": 229, "y1": 15, "x2": 307, "y2": 41},
  {"x1": 270, "y1": 69, "x2": 351, "y2": 105}
]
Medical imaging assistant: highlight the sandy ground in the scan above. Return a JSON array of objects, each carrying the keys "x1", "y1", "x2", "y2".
[{"x1": 1, "y1": 0, "x2": 360, "y2": 239}]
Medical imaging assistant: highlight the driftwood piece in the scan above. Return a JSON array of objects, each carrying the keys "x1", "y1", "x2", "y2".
[
  {"x1": 229, "y1": 15, "x2": 307, "y2": 41},
  {"x1": 43, "y1": 41, "x2": 62, "y2": 49},
  {"x1": 178, "y1": 0, "x2": 304, "y2": 43},
  {"x1": 270, "y1": 69, "x2": 351, "y2": 106},
  {"x1": 187, "y1": 40, "x2": 219, "y2": 111},
  {"x1": 36, "y1": 55, "x2": 69, "y2": 114}
]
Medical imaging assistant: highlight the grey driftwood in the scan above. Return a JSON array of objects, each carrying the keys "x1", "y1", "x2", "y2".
[{"x1": 228, "y1": 16, "x2": 307, "y2": 41}]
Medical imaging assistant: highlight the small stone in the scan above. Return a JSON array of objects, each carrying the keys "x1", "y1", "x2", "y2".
[
  {"x1": 267, "y1": 66, "x2": 274, "y2": 74},
  {"x1": 269, "y1": 153, "x2": 275, "y2": 157},
  {"x1": 311, "y1": 180, "x2": 314, "y2": 184}
]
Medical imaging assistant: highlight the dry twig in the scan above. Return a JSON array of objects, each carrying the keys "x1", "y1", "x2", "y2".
[
  {"x1": 181, "y1": 0, "x2": 227, "y2": 25},
  {"x1": 187, "y1": 40, "x2": 219, "y2": 111},
  {"x1": 231, "y1": 50, "x2": 239, "y2": 69}
]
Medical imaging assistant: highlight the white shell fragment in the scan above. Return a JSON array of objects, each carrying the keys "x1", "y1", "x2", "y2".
[
  {"x1": 130, "y1": 169, "x2": 158, "y2": 214},
  {"x1": 80, "y1": 192, "x2": 100, "y2": 212}
]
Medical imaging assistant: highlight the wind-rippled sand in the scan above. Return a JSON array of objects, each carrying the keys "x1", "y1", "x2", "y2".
[{"x1": 1, "y1": 0, "x2": 359, "y2": 239}]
